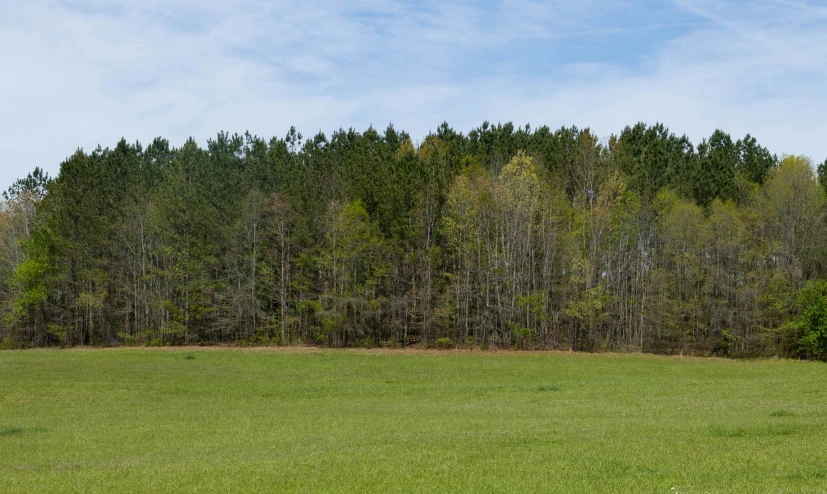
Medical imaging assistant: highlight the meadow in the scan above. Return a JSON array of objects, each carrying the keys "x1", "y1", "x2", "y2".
[{"x1": 1, "y1": 348, "x2": 826, "y2": 493}]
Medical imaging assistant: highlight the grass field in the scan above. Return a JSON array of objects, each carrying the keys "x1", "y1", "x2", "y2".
[{"x1": 1, "y1": 348, "x2": 826, "y2": 493}]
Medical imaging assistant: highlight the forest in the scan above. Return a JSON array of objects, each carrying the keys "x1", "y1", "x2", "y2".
[{"x1": 1, "y1": 121, "x2": 827, "y2": 358}]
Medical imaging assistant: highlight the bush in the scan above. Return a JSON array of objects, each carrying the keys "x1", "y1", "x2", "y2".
[
  {"x1": 786, "y1": 280, "x2": 827, "y2": 360},
  {"x1": 434, "y1": 337, "x2": 455, "y2": 349},
  {"x1": 117, "y1": 332, "x2": 137, "y2": 346},
  {"x1": 508, "y1": 321, "x2": 534, "y2": 350}
]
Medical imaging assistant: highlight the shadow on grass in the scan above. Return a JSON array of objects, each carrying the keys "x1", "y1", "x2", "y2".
[
  {"x1": 0, "y1": 426, "x2": 48, "y2": 437},
  {"x1": 709, "y1": 424, "x2": 796, "y2": 438},
  {"x1": 537, "y1": 385, "x2": 561, "y2": 392},
  {"x1": 784, "y1": 469, "x2": 827, "y2": 480}
]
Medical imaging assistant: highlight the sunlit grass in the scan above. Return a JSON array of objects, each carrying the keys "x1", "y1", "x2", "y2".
[{"x1": 1, "y1": 348, "x2": 826, "y2": 492}]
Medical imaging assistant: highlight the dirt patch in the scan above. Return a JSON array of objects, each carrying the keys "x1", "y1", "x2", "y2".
[{"x1": 47, "y1": 344, "x2": 575, "y2": 357}]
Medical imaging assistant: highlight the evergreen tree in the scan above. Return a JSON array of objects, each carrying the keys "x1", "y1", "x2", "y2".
[{"x1": 0, "y1": 121, "x2": 824, "y2": 358}]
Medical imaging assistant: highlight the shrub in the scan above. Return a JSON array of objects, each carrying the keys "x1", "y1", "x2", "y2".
[
  {"x1": 786, "y1": 280, "x2": 827, "y2": 360},
  {"x1": 508, "y1": 321, "x2": 534, "y2": 350},
  {"x1": 434, "y1": 337, "x2": 455, "y2": 349},
  {"x1": 0, "y1": 337, "x2": 14, "y2": 350},
  {"x1": 117, "y1": 332, "x2": 136, "y2": 346}
]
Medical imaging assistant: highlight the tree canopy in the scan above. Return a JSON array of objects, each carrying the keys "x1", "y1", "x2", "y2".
[{"x1": 1, "y1": 121, "x2": 826, "y2": 358}]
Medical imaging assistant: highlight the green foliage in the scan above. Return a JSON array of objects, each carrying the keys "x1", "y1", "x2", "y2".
[
  {"x1": 297, "y1": 300, "x2": 323, "y2": 314},
  {"x1": 0, "y1": 122, "x2": 824, "y2": 357},
  {"x1": 434, "y1": 337, "x2": 455, "y2": 349},
  {"x1": 818, "y1": 158, "x2": 827, "y2": 196},
  {"x1": 693, "y1": 130, "x2": 738, "y2": 206},
  {"x1": 12, "y1": 258, "x2": 49, "y2": 312},
  {"x1": 47, "y1": 324, "x2": 67, "y2": 346},
  {"x1": 507, "y1": 321, "x2": 534, "y2": 349},
  {"x1": 736, "y1": 134, "x2": 777, "y2": 185},
  {"x1": 564, "y1": 286, "x2": 611, "y2": 327},
  {"x1": 517, "y1": 293, "x2": 550, "y2": 324},
  {"x1": 786, "y1": 280, "x2": 827, "y2": 360},
  {"x1": 714, "y1": 329, "x2": 736, "y2": 356},
  {"x1": 116, "y1": 331, "x2": 136, "y2": 346},
  {"x1": 615, "y1": 123, "x2": 694, "y2": 199}
]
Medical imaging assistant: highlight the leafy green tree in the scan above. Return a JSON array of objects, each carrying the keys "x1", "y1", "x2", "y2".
[
  {"x1": 735, "y1": 134, "x2": 776, "y2": 185},
  {"x1": 818, "y1": 158, "x2": 827, "y2": 196},
  {"x1": 614, "y1": 123, "x2": 694, "y2": 200},
  {"x1": 786, "y1": 280, "x2": 827, "y2": 360},
  {"x1": 318, "y1": 199, "x2": 388, "y2": 346},
  {"x1": 0, "y1": 168, "x2": 51, "y2": 341},
  {"x1": 758, "y1": 156, "x2": 827, "y2": 281},
  {"x1": 693, "y1": 130, "x2": 738, "y2": 206},
  {"x1": 652, "y1": 188, "x2": 707, "y2": 352},
  {"x1": 0, "y1": 121, "x2": 820, "y2": 357}
]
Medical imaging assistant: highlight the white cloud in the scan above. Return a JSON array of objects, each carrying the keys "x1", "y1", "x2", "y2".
[{"x1": 1, "y1": 0, "x2": 826, "y2": 191}]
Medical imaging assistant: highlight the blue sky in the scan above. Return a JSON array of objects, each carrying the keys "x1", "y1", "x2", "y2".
[{"x1": 2, "y1": 0, "x2": 826, "y2": 191}]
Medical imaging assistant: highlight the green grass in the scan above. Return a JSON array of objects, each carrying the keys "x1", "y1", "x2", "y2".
[{"x1": 1, "y1": 348, "x2": 826, "y2": 493}]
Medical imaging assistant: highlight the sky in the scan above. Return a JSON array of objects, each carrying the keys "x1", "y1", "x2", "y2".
[{"x1": 1, "y1": 0, "x2": 826, "y2": 191}]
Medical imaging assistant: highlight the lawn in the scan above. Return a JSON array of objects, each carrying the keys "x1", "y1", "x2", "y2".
[{"x1": 1, "y1": 348, "x2": 826, "y2": 493}]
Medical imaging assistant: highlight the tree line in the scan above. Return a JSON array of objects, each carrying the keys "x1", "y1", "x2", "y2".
[{"x1": 2, "y1": 122, "x2": 827, "y2": 357}]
